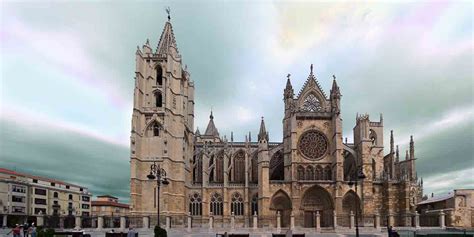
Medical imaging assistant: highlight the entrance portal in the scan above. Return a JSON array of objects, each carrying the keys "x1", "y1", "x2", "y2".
[
  {"x1": 270, "y1": 190, "x2": 292, "y2": 228},
  {"x1": 301, "y1": 185, "x2": 334, "y2": 227}
]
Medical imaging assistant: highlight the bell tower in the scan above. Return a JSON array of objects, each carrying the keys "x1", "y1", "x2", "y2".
[{"x1": 130, "y1": 15, "x2": 195, "y2": 219}]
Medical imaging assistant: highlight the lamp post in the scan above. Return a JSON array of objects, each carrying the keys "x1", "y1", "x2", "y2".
[
  {"x1": 348, "y1": 168, "x2": 366, "y2": 237},
  {"x1": 147, "y1": 162, "x2": 169, "y2": 228}
]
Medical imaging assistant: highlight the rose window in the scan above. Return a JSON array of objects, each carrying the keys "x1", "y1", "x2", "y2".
[{"x1": 298, "y1": 130, "x2": 328, "y2": 160}]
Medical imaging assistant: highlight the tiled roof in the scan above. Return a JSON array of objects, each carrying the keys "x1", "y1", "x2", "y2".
[
  {"x1": 0, "y1": 167, "x2": 86, "y2": 189},
  {"x1": 418, "y1": 192, "x2": 454, "y2": 205},
  {"x1": 91, "y1": 200, "x2": 129, "y2": 209}
]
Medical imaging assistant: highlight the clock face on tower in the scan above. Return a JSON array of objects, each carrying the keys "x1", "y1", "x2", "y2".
[{"x1": 298, "y1": 130, "x2": 328, "y2": 160}]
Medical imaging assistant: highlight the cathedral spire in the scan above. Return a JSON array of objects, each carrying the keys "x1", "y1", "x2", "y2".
[
  {"x1": 195, "y1": 127, "x2": 200, "y2": 136},
  {"x1": 405, "y1": 150, "x2": 409, "y2": 161},
  {"x1": 410, "y1": 135, "x2": 415, "y2": 160},
  {"x1": 156, "y1": 14, "x2": 179, "y2": 55},
  {"x1": 258, "y1": 117, "x2": 269, "y2": 142},
  {"x1": 284, "y1": 74, "x2": 294, "y2": 99},
  {"x1": 330, "y1": 74, "x2": 341, "y2": 98},
  {"x1": 390, "y1": 130, "x2": 394, "y2": 154},
  {"x1": 204, "y1": 110, "x2": 219, "y2": 137}
]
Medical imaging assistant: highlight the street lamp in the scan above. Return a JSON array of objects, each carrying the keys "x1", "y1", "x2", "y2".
[
  {"x1": 348, "y1": 168, "x2": 366, "y2": 237},
  {"x1": 147, "y1": 162, "x2": 169, "y2": 228}
]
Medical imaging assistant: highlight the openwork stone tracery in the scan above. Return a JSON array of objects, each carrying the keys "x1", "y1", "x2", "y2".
[{"x1": 298, "y1": 130, "x2": 328, "y2": 160}]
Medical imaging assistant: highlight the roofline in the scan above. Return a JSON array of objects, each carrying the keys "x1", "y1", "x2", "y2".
[{"x1": 0, "y1": 167, "x2": 87, "y2": 189}]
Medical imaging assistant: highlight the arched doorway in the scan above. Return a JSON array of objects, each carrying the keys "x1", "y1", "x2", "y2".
[
  {"x1": 270, "y1": 190, "x2": 292, "y2": 228},
  {"x1": 300, "y1": 185, "x2": 334, "y2": 227},
  {"x1": 341, "y1": 191, "x2": 362, "y2": 226}
]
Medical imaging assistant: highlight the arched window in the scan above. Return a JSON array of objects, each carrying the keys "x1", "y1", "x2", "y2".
[
  {"x1": 297, "y1": 165, "x2": 305, "y2": 180},
  {"x1": 251, "y1": 194, "x2": 258, "y2": 215},
  {"x1": 233, "y1": 151, "x2": 245, "y2": 183},
  {"x1": 53, "y1": 192, "x2": 58, "y2": 198},
  {"x1": 153, "y1": 123, "x2": 160, "y2": 136},
  {"x1": 189, "y1": 193, "x2": 202, "y2": 216},
  {"x1": 68, "y1": 194, "x2": 73, "y2": 200},
  {"x1": 155, "y1": 92, "x2": 162, "y2": 107},
  {"x1": 231, "y1": 192, "x2": 244, "y2": 216},
  {"x1": 372, "y1": 159, "x2": 376, "y2": 180},
  {"x1": 251, "y1": 153, "x2": 258, "y2": 183},
  {"x1": 324, "y1": 166, "x2": 332, "y2": 180},
  {"x1": 156, "y1": 66, "x2": 163, "y2": 86},
  {"x1": 270, "y1": 151, "x2": 284, "y2": 180},
  {"x1": 306, "y1": 166, "x2": 314, "y2": 180},
  {"x1": 215, "y1": 151, "x2": 224, "y2": 183},
  {"x1": 210, "y1": 193, "x2": 223, "y2": 216},
  {"x1": 315, "y1": 165, "x2": 323, "y2": 180},
  {"x1": 369, "y1": 129, "x2": 377, "y2": 145},
  {"x1": 193, "y1": 154, "x2": 202, "y2": 184}
]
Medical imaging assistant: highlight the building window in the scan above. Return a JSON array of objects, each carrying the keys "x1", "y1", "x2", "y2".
[
  {"x1": 315, "y1": 165, "x2": 323, "y2": 180},
  {"x1": 12, "y1": 196, "x2": 25, "y2": 203},
  {"x1": 51, "y1": 183, "x2": 55, "y2": 187},
  {"x1": 53, "y1": 200, "x2": 58, "y2": 205},
  {"x1": 324, "y1": 166, "x2": 332, "y2": 180},
  {"x1": 80, "y1": 188, "x2": 83, "y2": 192},
  {"x1": 12, "y1": 185, "x2": 26, "y2": 193},
  {"x1": 33, "y1": 179, "x2": 38, "y2": 183},
  {"x1": 210, "y1": 193, "x2": 223, "y2": 216},
  {"x1": 82, "y1": 204, "x2": 90, "y2": 209},
  {"x1": 69, "y1": 194, "x2": 73, "y2": 200},
  {"x1": 82, "y1": 196, "x2": 90, "y2": 202},
  {"x1": 233, "y1": 151, "x2": 245, "y2": 183},
  {"x1": 35, "y1": 198, "x2": 47, "y2": 205},
  {"x1": 34, "y1": 208, "x2": 46, "y2": 215},
  {"x1": 35, "y1": 188, "x2": 47, "y2": 196},
  {"x1": 192, "y1": 154, "x2": 202, "y2": 184},
  {"x1": 156, "y1": 66, "x2": 163, "y2": 86},
  {"x1": 230, "y1": 192, "x2": 244, "y2": 216},
  {"x1": 251, "y1": 194, "x2": 258, "y2": 215},
  {"x1": 189, "y1": 193, "x2": 202, "y2": 216},
  {"x1": 82, "y1": 212, "x2": 90, "y2": 217},
  {"x1": 66, "y1": 185, "x2": 70, "y2": 189},
  {"x1": 153, "y1": 123, "x2": 160, "y2": 136},
  {"x1": 155, "y1": 92, "x2": 162, "y2": 107},
  {"x1": 12, "y1": 206, "x2": 26, "y2": 214},
  {"x1": 297, "y1": 165, "x2": 305, "y2": 180},
  {"x1": 147, "y1": 122, "x2": 161, "y2": 137},
  {"x1": 251, "y1": 154, "x2": 258, "y2": 183},
  {"x1": 306, "y1": 166, "x2": 314, "y2": 180},
  {"x1": 53, "y1": 192, "x2": 59, "y2": 198}
]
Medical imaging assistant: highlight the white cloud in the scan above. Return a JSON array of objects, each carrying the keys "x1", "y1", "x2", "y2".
[{"x1": 423, "y1": 167, "x2": 474, "y2": 195}]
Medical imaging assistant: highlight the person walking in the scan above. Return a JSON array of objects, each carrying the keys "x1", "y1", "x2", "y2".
[
  {"x1": 7, "y1": 224, "x2": 21, "y2": 237},
  {"x1": 22, "y1": 223, "x2": 28, "y2": 237},
  {"x1": 28, "y1": 223, "x2": 36, "y2": 237}
]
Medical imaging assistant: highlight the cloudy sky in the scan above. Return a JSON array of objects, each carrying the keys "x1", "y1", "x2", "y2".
[{"x1": 0, "y1": 1, "x2": 472, "y2": 202}]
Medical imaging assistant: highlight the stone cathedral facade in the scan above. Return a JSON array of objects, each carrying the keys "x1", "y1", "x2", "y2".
[{"x1": 129, "y1": 18, "x2": 423, "y2": 228}]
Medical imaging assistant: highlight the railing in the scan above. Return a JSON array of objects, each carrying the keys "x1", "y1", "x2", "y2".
[{"x1": 0, "y1": 211, "x2": 451, "y2": 229}]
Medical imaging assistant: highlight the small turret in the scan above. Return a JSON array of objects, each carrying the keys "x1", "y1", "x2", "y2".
[
  {"x1": 258, "y1": 117, "x2": 269, "y2": 142},
  {"x1": 405, "y1": 150, "x2": 409, "y2": 161},
  {"x1": 284, "y1": 74, "x2": 294, "y2": 99},
  {"x1": 195, "y1": 127, "x2": 200, "y2": 136},
  {"x1": 410, "y1": 135, "x2": 415, "y2": 160},
  {"x1": 390, "y1": 130, "x2": 394, "y2": 154},
  {"x1": 396, "y1": 145, "x2": 400, "y2": 163}
]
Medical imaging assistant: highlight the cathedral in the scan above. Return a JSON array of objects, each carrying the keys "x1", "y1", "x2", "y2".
[{"x1": 129, "y1": 17, "x2": 423, "y2": 229}]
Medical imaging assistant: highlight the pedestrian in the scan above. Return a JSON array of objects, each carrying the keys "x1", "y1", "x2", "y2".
[
  {"x1": 127, "y1": 227, "x2": 135, "y2": 237},
  {"x1": 388, "y1": 225, "x2": 393, "y2": 237},
  {"x1": 22, "y1": 223, "x2": 28, "y2": 237},
  {"x1": 28, "y1": 223, "x2": 36, "y2": 237},
  {"x1": 8, "y1": 224, "x2": 21, "y2": 237}
]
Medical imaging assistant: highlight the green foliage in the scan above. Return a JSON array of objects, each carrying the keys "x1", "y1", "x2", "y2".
[
  {"x1": 154, "y1": 225, "x2": 167, "y2": 237},
  {"x1": 37, "y1": 227, "x2": 55, "y2": 237}
]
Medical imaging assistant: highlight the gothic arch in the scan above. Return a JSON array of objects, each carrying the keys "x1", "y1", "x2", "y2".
[
  {"x1": 251, "y1": 152, "x2": 258, "y2": 183},
  {"x1": 233, "y1": 150, "x2": 245, "y2": 183},
  {"x1": 192, "y1": 153, "x2": 202, "y2": 183},
  {"x1": 156, "y1": 65, "x2": 163, "y2": 86},
  {"x1": 214, "y1": 150, "x2": 224, "y2": 183},
  {"x1": 270, "y1": 150, "x2": 284, "y2": 180},
  {"x1": 145, "y1": 120, "x2": 162, "y2": 137},
  {"x1": 315, "y1": 165, "x2": 323, "y2": 180},
  {"x1": 300, "y1": 185, "x2": 334, "y2": 227},
  {"x1": 306, "y1": 166, "x2": 314, "y2": 180},
  {"x1": 297, "y1": 165, "x2": 305, "y2": 180},
  {"x1": 343, "y1": 151, "x2": 357, "y2": 181},
  {"x1": 270, "y1": 189, "x2": 292, "y2": 228},
  {"x1": 369, "y1": 129, "x2": 377, "y2": 145},
  {"x1": 154, "y1": 91, "x2": 163, "y2": 107},
  {"x1": 342, "y1": 190, "x2": 361, "y2": 216},
  {"x1": 270, "y1": 189, "x2": 292, "y2": 210}
]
